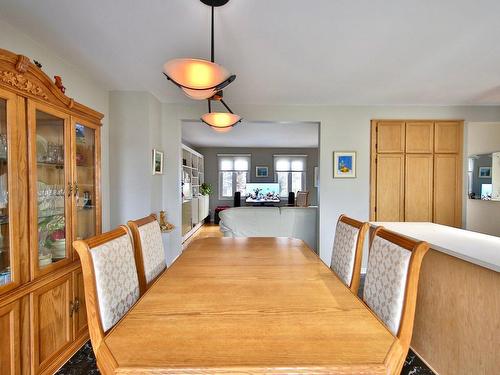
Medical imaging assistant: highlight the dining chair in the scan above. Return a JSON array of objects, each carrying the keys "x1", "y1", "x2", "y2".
[
  {"x1": 330, "y1": 215, "x2": 369, "y2": 293},
  {"x1": 73, "y1": 226, "x2": 140, "y2": 372},
  {"x1": 127, "y1": 214, "x2": 167, "y2": 293},
  {"x1": 295, "y1": 191, "x2": 309, "y2": 207},
  {"x1": 363, "y1": 226, "x2": 429, "y2": 373}
]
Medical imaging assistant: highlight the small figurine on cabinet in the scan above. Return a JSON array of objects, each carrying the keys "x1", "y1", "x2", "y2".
[
  {"x1": 159, "y1": 210, "x2": 174, "y2": 233},
  {"x1": 54, "y1": 75, "x2": 66, "y2": 93}
]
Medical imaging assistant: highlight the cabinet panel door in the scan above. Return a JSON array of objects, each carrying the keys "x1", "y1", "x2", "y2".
[
  {"x1": 376, "y1": 121, "x2": 405, "y2": 153},
  {"x1": 71, "y1": 117, "x2": 101, "y2": 246},
  {"x1": 434, "y1": 154, "x2": 461, "y2": 227},
  {"x1": 30, "y1": 274, "x2": 73, "y2": 374},
  {"x1": 405, "y1": 154, "x2": 434, "y2": 221},
  {"x1": 28, "y1": 101, "x2": 72, "y2": 278},
  {"x1": 73, "y1": 269, "x2": 88, "y2": 338},
  {"x1": 0, "y1": 300, "x2": 20, "y2": 375},
  {"x1": 376, "y1": 154, "x2": 405, "y2": 221},
  {"x1": 435, "y1": 121, "x2": 461, "y2": 153},
  {"x1": 406, "y1": 122, "x2": 434, "y2": 153}
]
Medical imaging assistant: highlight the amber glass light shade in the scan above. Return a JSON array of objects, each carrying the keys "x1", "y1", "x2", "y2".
[
  {"x1": 201, "y1": 112, "x2": 241, "y2": 128},
  {"x1": 163, "y1": 58, "x2": 235, "y2": 100}
]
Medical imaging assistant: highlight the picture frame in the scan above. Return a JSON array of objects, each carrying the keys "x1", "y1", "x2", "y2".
[
  {"x1": 152, "y1": 149, "x2": 164, "y2": 175},
  {"x1": 479, "y1": 166, "x2": 491, "y2": 178},
  {"x1": 255, "y1": 166, "x2": 269, "y2": 178},
  {"x1": 333, "y1": 151, "x2": 356, "y2": 178}
]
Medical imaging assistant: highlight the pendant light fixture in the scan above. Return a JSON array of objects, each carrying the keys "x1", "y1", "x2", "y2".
[
  {"x1": 201, "y1": 94, "x2": 242, "y2": 131},
  {"x1": 163, "y1": 0, "x2": 236, "y2": 100}
]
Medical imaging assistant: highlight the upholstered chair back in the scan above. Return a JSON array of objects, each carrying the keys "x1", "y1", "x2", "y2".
[
  {"x1": 330, "y1": 215, "x2": 369, "y2": 293},
  {"x1": 73, "y1": 226, "x2": 140, "y2": 354},
  {"x1": 128, "y1": 214, "x2": 167, "y2": 293},
  {"x1": 362, "y1": 227, "x2": 429, "y2": 372}
]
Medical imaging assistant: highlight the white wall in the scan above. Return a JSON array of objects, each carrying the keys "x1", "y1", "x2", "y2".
[
  {"x1": 162, "y1": 104, "x2": 500, "y2": 268},
  {"x1": 465, "y1": 122, "x2": 500, "y2": 236},
  {"x1": 109, "y1": 91, "x2": 164, "y2": 226},
  {"x1": 0, "y1": 19, "x2": 111, "y2": 230}
]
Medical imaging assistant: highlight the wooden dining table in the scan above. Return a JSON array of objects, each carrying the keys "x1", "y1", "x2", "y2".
[{"x1": 97, "y1": 237, "x2": 404, "y2": 374}]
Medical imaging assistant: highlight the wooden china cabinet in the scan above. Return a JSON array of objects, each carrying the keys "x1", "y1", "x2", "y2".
[{"x1": 0, "y1": 48, "x2": 102, "y2": 374}]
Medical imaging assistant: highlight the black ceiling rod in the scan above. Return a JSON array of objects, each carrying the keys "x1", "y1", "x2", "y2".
[
  {"x1": 208, "y1": 99, "x2": 212, "y2": 113},
  {"x1": 220, "y1": 99, "x2": 234, "y2": 114},
  {"x1": 211, "y1": 6, "x2": 215, "y2": 63}
]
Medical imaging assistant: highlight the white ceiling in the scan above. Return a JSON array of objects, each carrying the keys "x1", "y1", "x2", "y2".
[
  {"x1": 182, "y1": 121, "x2": 319, "y2": 148},
  {"x1": 1, "y1": 0, "x2": 500, "y2": 105}
]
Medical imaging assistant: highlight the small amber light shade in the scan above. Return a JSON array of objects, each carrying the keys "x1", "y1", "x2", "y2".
[
  {"x1": 201, "y1": 112, "x2": 241, "y2": 128},
  {"x1": 163, "y1": 58, "x2": 233, "y2": 100}
]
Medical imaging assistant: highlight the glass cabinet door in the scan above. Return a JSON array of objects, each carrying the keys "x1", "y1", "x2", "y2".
[
  {"x1": 29, "y1": 102, "x2": 71, "y2": 276},
  {"x1": 0, "y1": 89, "x2": 19, "y2": 291},
  {"x1": 72, "y1": 120, "x2": 99, "y2": 242}
]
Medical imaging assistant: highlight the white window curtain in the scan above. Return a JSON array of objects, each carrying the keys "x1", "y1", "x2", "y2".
[
  {"x1": 218, "y1": 154, "x2": 251, "y2": 199},
  {"x1": 273, "y1": 155, "x2": 307, "y2": 197}
]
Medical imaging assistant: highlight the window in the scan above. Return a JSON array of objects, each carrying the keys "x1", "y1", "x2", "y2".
[
  {"x1": 274, "y1": 155, "x2": 307, "y2": 197},
  {"x1": 218, "y1": 154, "x2": 251, "y2": 199}
]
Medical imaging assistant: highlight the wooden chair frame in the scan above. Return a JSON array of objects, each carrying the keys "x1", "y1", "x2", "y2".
[
  {"x1": 73, "y1": 225, "x2": 137, "y2": 374},
  {"x1": 127, "y1": 213, "x2": 166, "y2": 294},
  {"x1": 365, "y1": 226, "x2": 429, "y2": 374},
  {"x1": 333, "y1": 215, "x2": 369, "y2": 294},
  {"x1": 295, "y1": 191, "x2": 309, "y2": 207}
]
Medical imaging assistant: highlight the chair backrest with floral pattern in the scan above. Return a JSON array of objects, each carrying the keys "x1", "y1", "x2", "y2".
[
  {"x1": 330, "y1": 215, "x2": 369, "y2": 293},
  {"x1": 73, "y1": 226, "x2": 140, "y2": 355},
  {"x1": 128, "y1": 214, "x2": 167, "y2": 293},
  {"x1": 363, "y1": 226, "x2": 429, "y2": 365}
]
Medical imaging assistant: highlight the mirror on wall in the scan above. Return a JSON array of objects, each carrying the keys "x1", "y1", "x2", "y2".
[{"x1": 468, "y1": 152, "x2": 500, "y2": 201}]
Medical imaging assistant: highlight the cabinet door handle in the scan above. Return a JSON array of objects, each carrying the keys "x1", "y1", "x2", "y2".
[
  {"x1": 74, "y1": 298, "x2": 80, "y2": 312},
  {"x1": 74, "y1": 183, "x2": 79, "y2": 197},
  {"x1": 69, "y1": 301, "x2": 75, "y2": 317},
  {"x1": 67, "y1": 182, "x2": 73, "y2": 197}
]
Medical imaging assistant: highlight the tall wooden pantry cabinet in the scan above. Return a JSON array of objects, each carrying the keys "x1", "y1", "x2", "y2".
[
  {"x1": 0, "y1": 48, "x2": 102, "y2": 374},
  {"x1": 370, "y1": 120, "x2": 463, "y2": 227}
]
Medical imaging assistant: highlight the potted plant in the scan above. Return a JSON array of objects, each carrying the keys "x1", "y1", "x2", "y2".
[{"x1": 200, "y1": 183, "x2": 213, "y2": 196}]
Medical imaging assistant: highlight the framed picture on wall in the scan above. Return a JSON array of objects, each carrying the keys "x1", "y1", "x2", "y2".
[
  {"x1": 256, "y1": 166, "x2": 269, "y2": 177},
  {"x1": 152, "y1": 149, "x2": 164, "y2": 175},
  {"x1": 333, "y1": 151, "x2": 356, "y2": 178},
  {"x1": 479, "y1": 166, "x2": 491, "y2": 178}
]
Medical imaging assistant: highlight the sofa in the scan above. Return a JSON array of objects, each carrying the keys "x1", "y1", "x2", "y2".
[{"x1": 219, "y1": 206, "x2": 318, "y2": 251}]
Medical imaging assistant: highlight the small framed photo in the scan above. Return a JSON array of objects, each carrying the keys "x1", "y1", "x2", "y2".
[
  {"x1": 333, "y1": 151, "x2": 356, "y2": 178},
  {"x1": 152, "y1": 149, "x2": 164, "y2": 175},
  {"x1": 256, "y1": 166, "x2": 268, "y2": 177},
  {"x1": 479, "y1": 166, "x2": 491, "y2": 178}
]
